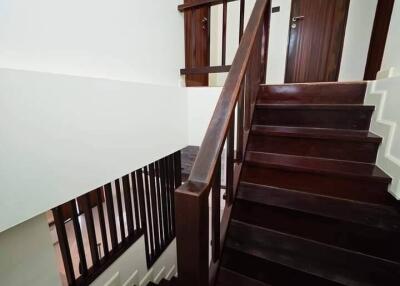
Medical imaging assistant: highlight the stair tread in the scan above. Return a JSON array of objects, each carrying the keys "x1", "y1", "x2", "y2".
[
  {"x1": 226, "y1": 220, "x2": 400, "y2": 286},
  {"x1": 217, "y1": 267, "x2": 270, "y2": 286},
  {"x1": 255, "y1": 104, "x2": 375, "y2": 110},
  {"x1": 251, "y1": 125, "x2": 381, "y2": 142},
  {"x1": 245, "y1": 151, "x2": 391, "y2": 182},
  {"x1": 237, "y1": 182, "x2": 400, "y2": 232}
]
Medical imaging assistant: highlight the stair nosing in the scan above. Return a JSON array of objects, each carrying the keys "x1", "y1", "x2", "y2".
[
  {"x1": 245, "y1": 151, "x2": 391, "y2": 183},
  {"x1": 237, "y1": 181, "x2": 400, "y2": 232},
  {"x1": 251, "y1": 125, "x2": 382, "y2": 143},
  {"x1": 255, "y1": 104, "x2": 375, "y2": 110}
]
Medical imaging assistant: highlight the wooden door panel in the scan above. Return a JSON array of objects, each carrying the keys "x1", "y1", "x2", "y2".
[{"x1": 285, "y1": 0, "x2": 350, "y2": 83}]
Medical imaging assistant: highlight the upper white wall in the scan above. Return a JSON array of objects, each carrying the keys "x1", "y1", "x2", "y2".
[
  {"x1": 266, "y1": 0, "x2": 292, "y2": 84},
  {"x1": 339, "y1": 0, "x2": 377, "y2": 81},
  {"x1": 381, "y1": 0, "x2": 400, "y2": 74},
  {"x1": 0, "y1": 0, "x2": 184, "y2": 86},
  {"x1": 0, "y1": 69, "x2": 187, "y2": 232}
]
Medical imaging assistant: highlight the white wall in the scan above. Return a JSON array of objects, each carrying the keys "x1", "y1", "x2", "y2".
[
  {"x1": 187, "y1": 87, "x2": 221, "y2": 146},
  {"x1": 339, "y1": 0, "x2": 377, "y2": 81},
  {"x1": 0, "y1": 214, "x2": 60, "y2": 286},
  {"x1": 0, "y1": 69, "x2": 188, "y2": 233},
  {"x1": 0, "y1": 0, "x2": 184, "y2": 86},
  {"x1": 380, "y1": 0, "x2": 400, "y2": 76},
  {"x1": 266, "y1": 0, "x2": 292, "y2": 84}
]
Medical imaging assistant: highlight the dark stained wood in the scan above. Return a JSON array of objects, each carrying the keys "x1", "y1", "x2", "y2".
[
  {"x1": 183, "y1": 0, "x2": 210, "y2": 86},
  {"x1": 52, "y1": 206, "x2": 75, "y2": 284},
  {"x1": 254, "y1": 104, "x2": 374, "y2": 130},
  {"x1": 239, "y1": 0, "x2": 245, "y2": 41},
  {"x1": 160, "y1": 158, "x2": 171, "y2": 241},
  {"x1": 149, "y1": 163, "x2": 161, "y2": 254},
  {"x1": 122, "y1": 174, "x2": 134, "y2": 236},
  {"x1": 81, "y1": 193, "x2": 99, "y2": 266},
  {"x1": 258, "y1": 82, "x2": 367, "y2": 104},
  {"x1": 130, "y1": 172, "x2": 141, "y2": 231},
  {"x1": 222, "y1": 0, "x2": 228, "y2": 66},
  {"x1": 167, "y1": 155, "x2": 176, "y2": 236},
  {"x1": 226, "y1": 220, "x2": 400, "y2": 285},
  {"x1": 95, "y1": 188, "x2": 109, "y2": 257},
  {"x1": 114, "y1": 179, "x2": 125, "y2": 240},
  {"x1": 180, "y1": 65, "x2": 231, "y2": 75},
  {"x1": 136, "y1": 169, "x2": 152, "y2": 268},
  {"x1": 175, "y1": 1, "x2": 271, "y2": 285},
  {"x1": 143, "y1": 166, "x2": 155, "y2": 256},
  {"x1": 174, "y1": 151, "x2": 182, "y2": 188},
  {"x1": 226, "y1": 123, "x2": 234, "y2": 204},
  {"x1": 217, "y1": 267, "x2": 269, "y2": 286},
  {"x1": 104, "y1": 183, "x2": 118, "y2": 249},
  {"x1": 212, "y1": 158, "x2": 221, "y2": 262},
  {"x1": 69, "y1": 200, "x2": 88, "y2": 276},
  {"x1": 178, "y1": 0, "x2": 238, "y2": 11},
  {"x1": 364, "y1": 0, "x2": 395, "y2": 80},
  {"x1": 285, "y1": 0, "x2": 350, "y2": 83},
  {"x1": 249, "y1": 125, "x2": 381, "y2": 163}
]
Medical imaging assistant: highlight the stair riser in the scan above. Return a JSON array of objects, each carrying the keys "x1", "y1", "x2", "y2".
[
  {"x1": 222, "y1": 248, "x2": 342, "y2": 286},
  {"x1": 233, "y1": 200, "x2": 400, "y2": 263},
  {"x1": 258, "y1": 83, "x2": 366, "y2": 105},
  {"x1": 242, "y1": 166, "x2": 390, "y2": 205},
  {"x1": 248, "y1": 134, "x2": 379, "y2": 163},
  {"x1": 253, "y1": 108, "x2": 373, "y2": 130}
]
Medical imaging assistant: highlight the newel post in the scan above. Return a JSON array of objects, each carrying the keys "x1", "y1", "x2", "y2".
[{"x1": 175, "y1": 182, "x2": 210, "y2": 286}]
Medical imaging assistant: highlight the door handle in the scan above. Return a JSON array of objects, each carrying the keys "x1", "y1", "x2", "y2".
[{"x1": 292, "y1": 16, "x2": 305, "y2": 22}]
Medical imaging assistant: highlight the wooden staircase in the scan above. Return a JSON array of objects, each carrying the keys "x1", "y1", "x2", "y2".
[{"x1": 217, "y1": 82, "x2": 400, "y2": 285}]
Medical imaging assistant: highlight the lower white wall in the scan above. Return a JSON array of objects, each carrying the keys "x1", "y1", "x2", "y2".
[
  {"x1": 365, "y1": 74, "x2": 400, "y2": 199},
  {"x1": 187, "y1": 87, "x2": 222, "y2": 146},
  {"x1": 90, "y1": 239, "x2": 177, "y2": 286},
  {"x1": 0, "y1": 214, "x2": 60, "y2": 286},
  {"x1": 0, "y1": 69, "x2": 188, "y2": 233}
]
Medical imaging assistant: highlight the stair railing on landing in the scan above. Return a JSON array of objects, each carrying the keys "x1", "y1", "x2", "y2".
[{"x1": 175, "y1": 1, "x2": 271, "y2": 285}]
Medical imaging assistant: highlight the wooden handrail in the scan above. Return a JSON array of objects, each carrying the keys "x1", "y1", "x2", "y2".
[
  {"x1": 178, "y1": 0, "x2": 238, "y2": 12},
  {"x1": 186, "y1": 0, "x2": 268, "y2": 187},
  {"x1": 175, "y1": 0, "x2": 270, "y2": 285}
]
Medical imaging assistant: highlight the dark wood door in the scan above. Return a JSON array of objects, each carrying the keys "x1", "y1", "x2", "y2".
[{"x1": 285, "y1": 0, "x2": 350, "y2": 83}]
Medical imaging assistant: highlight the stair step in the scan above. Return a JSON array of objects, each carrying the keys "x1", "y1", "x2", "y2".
[
  {"x1": 217, "y1": 267, "x2": 269, "y2": 286},
  {"x1": 234, "y1": 184, "x2": 400, "y2": 262},
  {"x1": 222, "y1": 247, "x2": 343, "y2": 286},
  {"x1": 249, "y1": 125, "x2": 381, "y2": 163},
  {"x1": 253, "y1": 104, "x2": 374, "y2": 130},
  {"x1": 237, "y1": 182, "x2": 400, "y2": 232},
  {"x1": 242, "y1": 152, "x2": 391, "y2": 204},
  {"x1": 226, "y1": 220, "x2": 400, "y2": 286},
  {"x1": 258, "y1": 82, "x2": 366, "y2": 104}
]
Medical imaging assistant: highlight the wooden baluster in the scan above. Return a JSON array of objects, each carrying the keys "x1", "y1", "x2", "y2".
[
  {"x1": 160, "y1": 157, "x2": 171, "y2": 241},
  {"x1": 149, "y1": 163, "x2": 161, "y2": 254},
  {"x1": 135, "y1": 169, "x2": 152, "y2": 268},
  {"x1": 262, "y1": 2, "x2": 271, "y2": 83},
  {"x1": 68, "y1": 200, "x2": 88, "y2": 276},
  {"x1": 212, "y1": 157, "x2": 221, "y2": 263},
  {"x1": 167, "y1": 155, "x2": 176, "y2": 236},
  {"x1": 82, "y1": 193, "x2": 99, "y2": 266},
  {"x1": 104, "y1": 183, "x2": 118, "y2": 249},
  {"x1": 155, "y1": 160, "x2": 165, "y2": 245},
  {"x1": 222, "y1": 0, "x2": 227, "y2": 66},
  {"x1": 244, "y1": 70, "x2": 251, "y2": 132},
  {"x1": 52, "y1": 206, "x2": 75, "y2": 284},
  {"x1": 174, "y1": 151, "x2": 182, "y2": 188},
  {"x1": 226, "y1": 119, "x2": 234, "y2": 204},
  {"x1": 95, "y1": 188, "x2": 109, "y2": 257},
  {"x1": 236, "y1": 84, "x2": 245, "y2": 162},
  {"x1": 122, "y1": 174, "x2": 134, "y2": 237},
  {"x1": 131, "y1": 171, "x2": 141, "y2": 234},
  {"x1": 114, "y1": 179, "x2": 126, "y2": 240},
  {"x1": 143, "y1": 166, "x2": 155, "y2": 258},
  {"x1": 239, "y1": 0, "x2": 245, "y2": 41}
]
